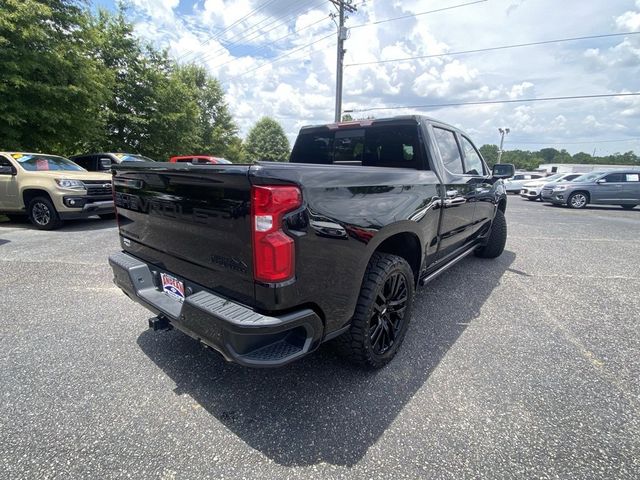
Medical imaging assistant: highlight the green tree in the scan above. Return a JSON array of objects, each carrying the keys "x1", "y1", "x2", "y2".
[
  {"x1": 88, "y1": 10, "x2": 238, "y2": 161},
  {"x1": 479, "y1": 144, "x2": 499, "y2": 166},
  {"x1": 170, "y1": 63, "x2": 237, "y2": 158},
  {"x1": 244, "y1": 117, "x2": 290, "y2": 162},
  {"x1": 145, "y1": 68, "x2": 201, "y2": 160},
  {"x1": 0, "y1": 0, "x2": 110, "y2": 153},
  {"x1": 539, "y1": 148, "x2": 560, "y2": 163},
  {"x1": 87, "y1": 8, "x2": 166, "y2": 155},
  {"x1": 223, "y1": 136, "x2": 246, "y2": 163}
]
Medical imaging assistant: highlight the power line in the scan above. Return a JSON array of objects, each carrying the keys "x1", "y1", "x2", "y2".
[
  {"x1": 345, "y1": 31, "x2": 640, "y2": 67},
  {"x1": 344, "y1": 92, "x2": 640, "y2": 113},
  {"x1": 176, "y1": 0, "x2": 280, "y2": 62},
  {"x1": 209, "y1": 9, "x2": 332, "y2": 70},
  {"x1": 230, "y1": 31, "x2": 336, "y2": 78},
  {"x1": 508, "y1": 138, "x2": 640, "y2": 145},
  {"x1": 192, "y1": 0, "x2": 326, "y2": 65},
  {"x1": 202, "y1": 0, "x2": 366, "y2": 69},
  {"x1": 225, "y1": 0, "x2": 486, "y2": 78},
  {"x1": 349, "y1": 0, "x2": 488, "y2": 30}
]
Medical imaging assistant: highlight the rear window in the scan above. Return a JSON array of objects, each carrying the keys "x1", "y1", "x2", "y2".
[{"x1": 290, "y1": 125, "x2": 424, "y2": 169}]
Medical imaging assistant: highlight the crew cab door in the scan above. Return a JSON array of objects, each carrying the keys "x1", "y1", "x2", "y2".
[
  {"x1": 458, "y1": 135, "x2": 495, "y2": 239},
  {"x1": 430, "y1": 126, "x2": 477, "y2": 259},
  {"x1": 0, "y1": 155, "x2": 19, "y2": 209},
  {"x1": 592, "y1": 172, "x2": 625, "y2": 203}
]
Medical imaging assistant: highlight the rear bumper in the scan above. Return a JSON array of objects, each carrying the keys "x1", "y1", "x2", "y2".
[{"x1": 108, "y1": 251, "x2": 323, "y2": 367}]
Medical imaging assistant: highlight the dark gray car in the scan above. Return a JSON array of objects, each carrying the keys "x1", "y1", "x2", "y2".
[{"x1": 544, "y1": 170, "x2": 640, "y2": 209}]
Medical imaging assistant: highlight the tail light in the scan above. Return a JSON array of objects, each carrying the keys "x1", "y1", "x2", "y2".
[{"x1": 251, "y1": 185, "x2": 302, "y2": 283}]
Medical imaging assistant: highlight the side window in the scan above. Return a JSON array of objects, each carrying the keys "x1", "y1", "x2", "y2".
[
  {"x1": 604, "y1": 173, "x2": 626, "y2": 183},
  {"x1": 0, "y1": 156, "x2": 15, "y2": 173},
  {"x1": 334, "y1": 130, "x2": 364, "y2": 164},
  {"x1": 513, "y1": 174, "x2": 524, "y2": 180},
  {"x1": 625, "y1": 173, "x2": 639, "y2": 182},
  {"x1": 432, "y1": 127, "x2": 463, "y2": 174},
  {"x1": 460, "y1": 136, "x2": 485, "y2": 175}
]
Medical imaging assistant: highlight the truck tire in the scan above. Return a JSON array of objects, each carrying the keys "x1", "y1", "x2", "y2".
[
  {"x1": 475, "y1": 209, "x2": 507, "y2": 259},
  {"x1": 336, "y1": 252, "x2": 415, "y2": 369},
  {"x1": 28, "y1": 196, "x2": 62, "y2": 230}
]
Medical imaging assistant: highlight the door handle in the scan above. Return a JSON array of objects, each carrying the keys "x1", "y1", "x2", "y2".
[
  {"x1": 443, "y1": 190, "x2": 466, "y2": 207},
  {"x1": 444, "y1": 197, "x2": 466, "y2": 207}
]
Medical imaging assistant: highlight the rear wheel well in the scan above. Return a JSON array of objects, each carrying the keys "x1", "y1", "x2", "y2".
[
  {"x1": 374, "y1": 232, "x2": 421, "y2": 284},
  {"x1": 23, "y1": 189, "x2": 52, "y2": 208}
]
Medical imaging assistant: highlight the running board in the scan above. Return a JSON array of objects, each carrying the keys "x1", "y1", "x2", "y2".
[{"x1": 419, "y1": 246, "x2": 476, "y2": 286}]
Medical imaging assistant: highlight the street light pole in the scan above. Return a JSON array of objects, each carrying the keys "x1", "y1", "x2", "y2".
[{"x1": 497, "y1": 127, "x2": 510, "y2": 163}]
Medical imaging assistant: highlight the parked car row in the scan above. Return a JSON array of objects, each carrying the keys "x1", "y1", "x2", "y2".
[
  {"x1": 519, "y1": 172, "x2": 582, "y2": 200},
  {"x1": 503, "y1": 172, "x2": 546, "y2": 194},
  {"x1": 519, "y1": 170, "x2": 640, "y2": 209}
]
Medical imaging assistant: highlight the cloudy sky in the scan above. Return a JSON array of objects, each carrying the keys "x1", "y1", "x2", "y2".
[{"x1": 98, "y1": 0, "x2": 640, "y2": 155}]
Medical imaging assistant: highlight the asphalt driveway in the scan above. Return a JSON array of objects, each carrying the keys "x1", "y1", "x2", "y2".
[{"x1": 0, "y1": 200, "x2": 638, "y2": 479}]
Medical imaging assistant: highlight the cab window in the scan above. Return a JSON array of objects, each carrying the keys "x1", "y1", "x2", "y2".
[
  {"x1": 603, "y1": 173, "x2": 626, "y2": 183},
  {"x1": 460, "y1": 136, "x2": 485, "y2": 175},
  {"x1": 432, "y1": 127, "x2": 463, "y2": 174},
  {"x1": 0, "y1": 156, "x2": 15, "y2": 173}
]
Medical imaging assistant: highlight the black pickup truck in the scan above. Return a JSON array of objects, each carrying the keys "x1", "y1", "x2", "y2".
[{"x1": 109, "y1": 115, "x2": 514, "y2": 368}]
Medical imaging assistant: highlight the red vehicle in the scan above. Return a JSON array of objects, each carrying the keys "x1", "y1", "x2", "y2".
[{"x1": 169, "y1": 155, "x2": 231, "y2": 165}]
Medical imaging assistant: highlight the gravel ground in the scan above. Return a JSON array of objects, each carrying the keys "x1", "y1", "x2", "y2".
[{"x1": 0, "y1": 199, "x2": 638, "y2": 479}]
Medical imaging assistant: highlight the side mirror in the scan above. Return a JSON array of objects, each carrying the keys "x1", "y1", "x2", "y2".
[
  {"x1": 99, "y1": 158, "x2": 113, "y2": 170},
  {"x1": 0, "y1": 165, "x2": 15, "y2": 175},
  {"x1": 492, "y1": 163, "x2": 515, "y2": 179},
  {"x1": 596, "y1": 179, "x2": 606, "y2": 184}
]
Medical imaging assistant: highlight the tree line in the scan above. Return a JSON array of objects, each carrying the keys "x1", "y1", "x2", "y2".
[
  {"x1": 479, "y1": 145, "x2": 640, "y2": 170},
  {"x1": 0, "y1": 0, "x2": 290, "y2": 162}
]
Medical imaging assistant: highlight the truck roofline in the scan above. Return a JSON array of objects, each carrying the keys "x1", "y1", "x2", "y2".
[{"x1": 297, "y1": 115, "x2": 464, "y2": 136}]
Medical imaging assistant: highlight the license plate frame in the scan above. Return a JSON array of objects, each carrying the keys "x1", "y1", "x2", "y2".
[{"x1": 160, "y1": 272, "x2": 185, "y2": 303}]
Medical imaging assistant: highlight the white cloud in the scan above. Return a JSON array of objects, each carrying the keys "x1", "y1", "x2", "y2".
[{"x1": 125, "y1": 0, "x2": 640, "y2": 155}]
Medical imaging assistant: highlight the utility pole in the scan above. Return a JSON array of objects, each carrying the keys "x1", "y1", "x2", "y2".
[
  {"x1": 330, "y1": 0, "x2": 357, "y2": 122},
  {"x1": 497, "y1": 127, "x2": 510, "y2": 163}
]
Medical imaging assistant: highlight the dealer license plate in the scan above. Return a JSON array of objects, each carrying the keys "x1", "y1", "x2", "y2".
[{"x1": 160, "y1": 273, "x2": 185, "y2": 303}]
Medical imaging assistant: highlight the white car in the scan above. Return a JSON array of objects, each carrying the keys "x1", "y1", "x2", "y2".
[
  {"x1": 520, "y1": 173, "x2": 582, "y2": 200},
  {"x1": 504, "y1": 173, "x2": 546, "y2": 193}
]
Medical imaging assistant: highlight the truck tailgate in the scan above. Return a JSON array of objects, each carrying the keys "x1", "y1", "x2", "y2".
[{"x1": 112, "y1": 163, "x2": 254, "y2": 304}]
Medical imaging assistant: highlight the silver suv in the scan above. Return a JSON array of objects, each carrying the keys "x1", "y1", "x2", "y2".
[{"x1": 544, "y1": 170, "x2": 640, "y2": 209}]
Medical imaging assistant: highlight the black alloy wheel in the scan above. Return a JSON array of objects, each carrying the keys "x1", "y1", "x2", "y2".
[
  {"x1": 335, "y1": 252, "x2": 415, "y2": 369},
  {"x1": 369, "y1": 271, "x2": 409, "y2": 355}
]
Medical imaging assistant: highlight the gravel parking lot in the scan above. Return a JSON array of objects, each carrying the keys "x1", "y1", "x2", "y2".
[{"x1": 1, "y1": 199, "x2": 639, "y2": 479}]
